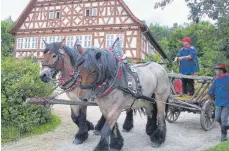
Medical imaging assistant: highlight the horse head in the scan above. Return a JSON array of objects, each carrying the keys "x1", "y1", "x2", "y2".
[
  {"x1": 40, "y1": 39, "x2": 81, "y2": 83},
  {"x1": 76, "y1": 48, "x2": 117, "y2": 101}
]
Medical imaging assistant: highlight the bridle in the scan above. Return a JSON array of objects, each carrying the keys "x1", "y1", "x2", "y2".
[
  {"x1": 76, "y1": 54, "x2": 123, "y2": 97},
  {"x1": 76, "y1": 58, "x2": 99, "y2": 90},
  {"x1": 41, "y1": 47, "x2": 65, "y2": 78}
]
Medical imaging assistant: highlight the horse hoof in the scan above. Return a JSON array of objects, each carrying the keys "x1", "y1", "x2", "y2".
[
  {"x1": 73, "y1": 138, "x2": 83, "y2": 145},
  {"x1": 152, "y1": 142, "x2": 161, "y2": 148},
  {"x1": 110, "y1": 148, "x2": 120, "y2": 151},
  {"x1": 93, "y1": 130, "x2": 101, "y2": 135}
]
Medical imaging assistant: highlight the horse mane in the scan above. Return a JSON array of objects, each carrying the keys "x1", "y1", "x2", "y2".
[
  {"x1": 81, "y1": 48, "x2": 117, "y2": 83},
  {"x1": 43, "y1": 42, "x2": 80, "y2": 67}
]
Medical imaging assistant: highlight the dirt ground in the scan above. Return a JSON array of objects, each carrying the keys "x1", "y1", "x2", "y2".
[{"x1": 2, "y1": 93, "x2": 221, "y2": 151}]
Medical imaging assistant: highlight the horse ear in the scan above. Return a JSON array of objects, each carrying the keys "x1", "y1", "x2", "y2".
[
  {"x1": 74, "y1": 39, "x2": 80, "y2": 48},
  {"x1": 43, "y1": 40, "x2": 48, "y2": 47},
  {"x1": 74, "y1": 39, "x2": 84, "y2": 55},
  {"x1": 60, "y1": 38, "x2": 65, "y2": 45},
  {"x1": 112, "y1": 37, "x2": 120, "y2": 48},
  {"x1": 95, "y1": 52, "x2": 102, "y2": 60}
]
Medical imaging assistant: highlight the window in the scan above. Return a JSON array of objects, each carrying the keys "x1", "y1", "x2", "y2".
[
  {"x1": 92, "y1": 8, "x2": 97, "y2": 16},
  {"x1": 24, "y1": 38, "x2": 31, "y2": 49},
  {"x1": 66, "y1": 36, "x2": 74, "y2": 47},
  {"x1": 106, "y1": 34, "x2": 124, "y2": 48},
  {"x1": 17, "y1": 38, "x2": 24, "y2": 49},
  {"x1": 31, "y1": 37, "x2": 38, "y2": 49},
  {"x1": 84, "y1": 35, "x2": 92, "y2": 47},
  {"x1": 49, "y1": 11, "x2": 55, "y2": 19},
  {"x1": 75, "y1": 35, "x2": 83, "y2": 46},
  {"x1": 85, "y1": 8, "x2": 90, "y2": 16},
  {"x1": 48, "y1": 36, "x2": 56, "y2": 44},
  {"x1": 56, "y1": 36, "x2": 64, "y2": 42},
  {"x1": 66, "y1": 35, "x2": 92, "y2": 48},
  {"x1": 40, "y1": 37, "x2": 48, "y2": 49},
  {"x1": 56, "y1": 11, "x2": 60, "y2": 19},
  {"x1": 27, "y1": 38, "x2": 31, "y2": 49}
]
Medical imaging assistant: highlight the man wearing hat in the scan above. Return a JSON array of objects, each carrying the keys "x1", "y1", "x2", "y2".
[
  {"x1": 208, "y1": 64, "x2": 229, "y2": 142},
  {"x1": 174, "y1": 37, "x2": 200, "y2": 96}
]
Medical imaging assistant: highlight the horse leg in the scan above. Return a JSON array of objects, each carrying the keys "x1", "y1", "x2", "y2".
[
  {"x1": 150, "y1": 94, "x2": 167, "y2": 148},
  {"x1": 110, "y1": 123, "x2": 124, "y2": 151},
  {"x1": 70, "y1": 105, "x2": 94, "y2": 145},
  {"x1": 122, "y1": 109, "x2": 134, "y2": 132},
  {"x1": 93, "y1": 104, "x2": 123, "y2": 151},
  {"x1": 146, "y1": 103, "x2": 157, "y2": 136},
  {"x1": 94, "y1": 114, "x2": 106, "y2": 135}
]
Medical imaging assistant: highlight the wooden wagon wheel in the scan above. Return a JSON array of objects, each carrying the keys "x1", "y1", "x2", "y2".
[
  {"x1": 200, "y1": 100, "x2": 215, "y2": 131},
  {"x1": 166, "y1": 105, "x2": 181, "y2": 123}
]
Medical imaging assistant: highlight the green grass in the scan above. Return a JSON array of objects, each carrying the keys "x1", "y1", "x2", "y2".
[
  {"x1": 207, "y1": 141, "x2": 229, "y2": 151},
  {"x1": 1, "y1": 114, "x2": 61, "y2": 144}
]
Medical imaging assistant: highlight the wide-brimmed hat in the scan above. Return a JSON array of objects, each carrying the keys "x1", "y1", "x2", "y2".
[
  {"x1": 214, "y1": 64, "x2": 227, "y2": 70},
  {"x1": 181, "y1": 37, "x2": 192, "y2": 43}
]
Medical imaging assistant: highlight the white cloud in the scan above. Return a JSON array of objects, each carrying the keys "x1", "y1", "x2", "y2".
[
  {"x1": 1, "y1": 0, "x2": 191, "y2": 27},
  {"x1": 124, "y1": 0, "x2": 190, "y2": 26}
]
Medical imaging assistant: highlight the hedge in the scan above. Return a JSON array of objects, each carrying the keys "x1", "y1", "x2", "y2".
[{"x1": 1, "y1": 57, "x2": 54, "y2": 141}]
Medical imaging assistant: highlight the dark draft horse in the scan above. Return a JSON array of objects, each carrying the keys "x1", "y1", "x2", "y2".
[
  {"x1": 39, "y1": 39, "x2": 134, "y2": 145},
  {"x1": 76, "y1": 40, "x2": 170, "y2": 150}
]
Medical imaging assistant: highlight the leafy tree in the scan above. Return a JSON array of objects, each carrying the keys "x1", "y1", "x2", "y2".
[
  {"x1": 149, "y1": 23, "x2": 171, "y2": 41},
  {"x1": 1, "y1": 17, "x2": 15, "y2": 58},
  {"x1": 154, "y1": 0, "x2": 229, "y2": 68},
  {"x1": 154, "y1": 0, "x2": 229, "y2": 21},
  {"x1": 149, "y1": 21, "x2": 228, "y2": 76}
]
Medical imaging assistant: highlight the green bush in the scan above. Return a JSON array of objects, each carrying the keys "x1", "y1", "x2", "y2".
[{"x1": 1, "y1": 57, "x2": 53, "y2": 138}]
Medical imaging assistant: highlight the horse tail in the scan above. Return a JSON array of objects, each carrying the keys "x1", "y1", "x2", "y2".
[{"x1": 165, "y1": 98, "x2": 169, "y2": 118}]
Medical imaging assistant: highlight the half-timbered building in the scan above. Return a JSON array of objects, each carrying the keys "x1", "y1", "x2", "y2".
[{"x1": 10, "y1": 0, "x2": 168, "y2": 61}]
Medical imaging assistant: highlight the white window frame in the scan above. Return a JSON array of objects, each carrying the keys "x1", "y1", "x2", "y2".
[
  {"x1": 92, "y1": 8, "x2": 97, "y2": 16},
  {"x1": 106, "y1": 34, "x2": 124, "y2": 48},
  {"x1": 31, "y1": 37, "x2": 38, "y2": 49},
  {"x1": 85, "y1": 8, "x2": 90, "y2": 16},
  {"x1": 83, "y1": 35, "x2": 92, "y2": 48},
  {"x1": 49, "y1": 11, "x2": 55, "y2": 19},
  {"x1": 40, "y1": 37, "x2": 48, "y2": 49},
  {"x1": 66, "y1": 35, "x2": 92, "y2": 48},
  {"x1": 56, "y1": 36, "x2": 64, "y2": 42},
  {"x1": 55, "y1": 11, "x2": 60, "y2": 19},
  {"x1": 66, "y1": 36, "x2": 74, "y2": 47},
  {"x1": 17, "y1": 38, "x2": 24, "y2": 49},
  {"x1": 24, "y1": 38, "x2": 31, "y2": 49}
]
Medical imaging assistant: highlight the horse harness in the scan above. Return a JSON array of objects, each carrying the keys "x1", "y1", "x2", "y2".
[
  {"x1": 78, "y1": 55, "x2": 156, "y2": 104},
  {"x1": 42, "y1": 47, "x2": 81, "y2": 91}
]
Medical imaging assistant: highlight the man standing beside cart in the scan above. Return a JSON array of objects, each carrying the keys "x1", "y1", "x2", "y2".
[
  {"x1": 207, "y1": 64, "x2": 229, "y2": 142},
  {"x1": 174, "y1": 37, "x2": 200, "y2": 96}
]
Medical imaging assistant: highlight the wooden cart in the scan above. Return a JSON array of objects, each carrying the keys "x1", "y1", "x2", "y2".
[{"x1": 166, "y1": 73, "x2": 215, "y2": 131}]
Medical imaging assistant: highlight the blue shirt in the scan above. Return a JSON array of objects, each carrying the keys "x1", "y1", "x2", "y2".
[
  {"x1": 177, "y1": 47, "x2": 200, "y2": 74},
  {"x1": 208, "y1": 74, "x2": 229, "y2": 106}
]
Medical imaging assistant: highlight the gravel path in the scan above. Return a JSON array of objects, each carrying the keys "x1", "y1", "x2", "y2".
[{"x1": 2, "y1": 93, "x2": 221, "y2": 151}]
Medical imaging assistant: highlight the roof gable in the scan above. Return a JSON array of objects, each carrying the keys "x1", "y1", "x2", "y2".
[{"x1": 9, "y1": 0, "x2": 143, "y2": 34}]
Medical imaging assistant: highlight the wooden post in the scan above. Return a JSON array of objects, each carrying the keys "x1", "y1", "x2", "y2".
[{"x1": 26, "y1": 97, "x2": 98, "y2": 106}]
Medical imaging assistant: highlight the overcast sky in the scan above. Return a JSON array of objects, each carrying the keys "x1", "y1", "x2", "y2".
[{"x1": 1, "y1": 0, "x2": 192, "y2": 27}]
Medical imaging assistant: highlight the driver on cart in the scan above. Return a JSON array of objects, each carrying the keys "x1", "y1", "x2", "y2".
[
  {"x1": 174, "y1": 37, "x2": 200, "y2": 96},
  {"x1": 207, "y1": 64, "x2": 229, "y2": 142}
]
